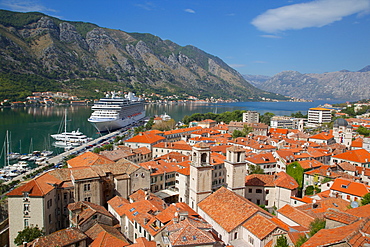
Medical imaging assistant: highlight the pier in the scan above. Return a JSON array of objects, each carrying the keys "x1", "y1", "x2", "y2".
[{"x1": 3, "y1": 127, "x2": 132, "y2": 186}]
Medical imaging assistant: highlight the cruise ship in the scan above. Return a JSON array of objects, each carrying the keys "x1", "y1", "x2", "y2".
[{"x1": 88, "y1": 92, "x2": 146, "y2": 132}]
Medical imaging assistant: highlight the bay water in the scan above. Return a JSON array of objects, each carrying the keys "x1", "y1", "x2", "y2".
[{"x1": 0, "y1": 100, "x2": 342, "y2": 166}]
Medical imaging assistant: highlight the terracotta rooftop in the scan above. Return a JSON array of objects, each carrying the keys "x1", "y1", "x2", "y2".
[
  {"x1": 166, "y1": 217, "x2": 217, "y2": 246},
  {"x1": 27, "y1": 227, "x2": 88, "y2": 246},
  {"x1": 125, "y1": 132, "x2": 166, "y2": 144},
  {"x1": 242, "y1": 214, "x2": 287, "y2": 240},
  {"x1": 128, "y1": 237, "x2": 156, "y2": 247},
  {"x1": 298, "y1": 159, "x2": 324, "y2": 170},
  {"x1": 309, "y1": 132, "x2": 334, "y2": 141},
  {"x1": 324, "y1": 208, "x2": 359, "y2": 225},
  {"x1": 67, "y1": 151, "x2": 115, "y2": 168},
  {"x1": 330, "y1": 178, "x2": 370, "y2": 197},
  {"x1": 332, "y1": 149, "x2": 370, "y2": 164},
  {"x1": 245, "y1": 172, "x2": 298, "y2": 190},
  {"x1": 90, "y1": 227, "x2": 129, "y2": 247},
  {"x1": 198, "y1": 187, "x2": 270, "y2": 233},
  {"x1": 301, "y1": 217, "x2": 370, "y2": 247},
  {"x1": 277, "y1": 204, "x2": 314, "y2": 229}
]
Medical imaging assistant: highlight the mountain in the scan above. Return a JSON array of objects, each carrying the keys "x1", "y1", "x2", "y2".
[
  {"x1": 0, "y1": 10, "x2": 286, "y2": 101},
  {"x1": 242, "y1": 74, "x2": 271, "y2": 87},
  {"x1": 254, "y1": 67, "x2": 370, "y2": 101}
]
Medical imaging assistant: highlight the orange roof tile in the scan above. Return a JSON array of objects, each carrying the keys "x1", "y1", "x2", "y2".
[
  {"x1": 125, "y1": 132, "x2": 165, "y2": 144},
  {"x1": 298, "y1": 159, "x2": 324, "y2": 170},
  {"x1": 242, "y1": 214, "x2": 286, "y2": 240},
  {"x1": 198, "y1": 187, "x2": 270, "y2": 232},
  {"x1": 309, "y1": 132, "x2": 334, "y2": 141},
  {"x1": 90, "y1": 230, "x2": 129, "y2": 247},
  {"x1": 332, "y1": 149, "x2": 370, "y2": 164},
  {"x1": 277, "y1": 204, "x2": 314, "y2": 229},
  {"x1": 129, "y1": 237, "x2": 156, "y2": 247},
  {"x1": 301, "y1": 218, "x2": 370, "y2": 247},
  {"x1": 330, "y1": 178, "x2": 370, "y2": 197},
  {"x1": 67, "y1": 151, "x2": 114, "y2": 168}
]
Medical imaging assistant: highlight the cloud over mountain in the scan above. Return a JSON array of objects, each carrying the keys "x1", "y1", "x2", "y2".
[{"x1": 251, "y1": 0, "x2": 370, "y2": 33}]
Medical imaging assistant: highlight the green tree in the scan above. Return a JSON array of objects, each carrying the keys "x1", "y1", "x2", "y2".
[
  {"x1": 357, "y1": 126, "x2": 370, "y2": 137},
  {"x1": 309, "y1": 218, "x2": 325, "y2": 237},
  {"x1": 232, "y1": 129, "x2": 245, "y2": 138},
  {"x1": 260, "y1": 112, "x2": 275, "y2": 125},
  {"x1": 361, "y1": 193, "x2": 370, "y2": 205},
  {"x1": 275, "y1": 235, "x2": 289, "y2": 247},
  {"x1": 291, "y1": 111, "x2": 307, "y2": 118},
  {"x1": 248, "y1": 164, "x2": 264, "y2": 174},
  {"x1": 286, "y1": 162, "x2": 304, "y2": 190},
  {"x1": 14, "y1": 226, "x2": 44, "y2": 246},
  {"x1": 295, "y1": 235, "x2": 308, "y2": 247}
]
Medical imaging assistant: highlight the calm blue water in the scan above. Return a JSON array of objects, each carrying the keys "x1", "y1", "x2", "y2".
[{"x1": 0, "y1": 100, "x2": 342, "y2": 166}]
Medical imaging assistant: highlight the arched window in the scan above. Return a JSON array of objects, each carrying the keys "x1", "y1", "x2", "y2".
[
  {"x1": 234, "y1": 232, "x2": 238, "y2": 239},
  {"x1": 201, "y1": 153, "x2": 207, "y2": 163}
]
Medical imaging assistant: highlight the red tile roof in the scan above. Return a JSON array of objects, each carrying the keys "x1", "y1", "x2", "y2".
[
  {"x1": 298, "y1": 159, "x2": 324, "y2": 170},
  {"x1": 198, "y1": 187, "x2": 270, "y2": 232},
  {"x1": 242, "y1": 214, "x2": 287, "y2": 240},
  {"x1": 125, "y1": 132, "x2": 165, "y2": 144},
  {"x1": 245, "y1": 172, "x2": 298, "y2": 190},
  {"x1": 330, "y1": 178, "x2": 370, "y2": 197},
  {"x1": 301, "y1": 218, "x2": 370, "y2": 247},
  {"x1": 128, "y1": 237, "x2": 156, "y2": 247},
  {"x1": 67, "y1": 151, "x2": 114, "y2": 168},
  {"x1": 309, "y1": 132, "x2": 334, "y2": 141},
  {"x1": 332, "y1": 149, "x2": 370, "y2": 164}
]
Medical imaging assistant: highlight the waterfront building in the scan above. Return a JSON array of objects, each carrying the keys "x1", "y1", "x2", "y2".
[{"x1": 307, "y1": 107, "x2": 331, "y2": 126}]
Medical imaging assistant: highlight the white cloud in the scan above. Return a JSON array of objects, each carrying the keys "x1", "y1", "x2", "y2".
[
  {"x1": 185, "y1": 8, "x2": 195, "y2": 14},
  {"x1": 135, "y1": 2, "x2": 155, "y2": 11},
  {"x1": 260, "y1": 34, "x2": 282, "y2": 39},
  {"x1": 0, "y1": 0, "x2": 56, "y2": 12},
  {"x1": 251, "y1": 0, "x2": 370, "y2": 33}
]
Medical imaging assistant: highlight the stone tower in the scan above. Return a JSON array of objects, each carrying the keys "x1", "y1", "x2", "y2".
[
  {"x1": 189, "y1": 142, "x2": 213, "y2": 211},
  {"x1": 224, "y1": 146, "x2": 246, "y2": 197}
]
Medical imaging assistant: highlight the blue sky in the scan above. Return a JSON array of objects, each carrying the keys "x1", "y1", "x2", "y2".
[{"x1": 0, "y1": 0, "x2": 369, "y2": 76}]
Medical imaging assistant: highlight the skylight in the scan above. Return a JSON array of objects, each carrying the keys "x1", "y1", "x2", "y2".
[{"x1": 129, "y1": 207, "x2": 135, "y2": 212}]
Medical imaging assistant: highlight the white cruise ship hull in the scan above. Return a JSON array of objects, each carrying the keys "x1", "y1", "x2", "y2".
[{"x1": 89, "y1": 111, "x2": 146, "y2": 132}]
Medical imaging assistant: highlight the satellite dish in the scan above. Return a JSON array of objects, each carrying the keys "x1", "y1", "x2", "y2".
[{"x1": 351, "y1": 201, "x2": 359, "y2": 208}]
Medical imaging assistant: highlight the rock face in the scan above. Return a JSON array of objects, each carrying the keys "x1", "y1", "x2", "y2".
[
  {"x1": 0, "y1": 10, "x2": 280, "y2": 101},
  {"x1": 254, "y1": 68, "x2": 370, "y2": 100}
]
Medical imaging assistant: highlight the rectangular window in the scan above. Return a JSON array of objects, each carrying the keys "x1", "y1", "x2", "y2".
[
  {"x1": 248, "y1": 188, "x2": 252, "y2": 193},
  {"x1": 24, "y1": 219, "x2": 29, "y2": 228},
  {"x1": 256, "y1": 189, "x2": 263, "y2": 193},
  {"x1": 266, "y1": 189, "x2": 269, "y2": 194},
  {"x1": 84, "y1": 184, "x2": 91, "y2": 191}
]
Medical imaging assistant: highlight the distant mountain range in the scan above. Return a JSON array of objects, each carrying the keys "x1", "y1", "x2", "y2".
[
  {"x1": 243, "y1": 66, "x2": 370, "y2": 101},
  {"x1": 0, "y1": 10, "x2": 289, "y2": 102}
]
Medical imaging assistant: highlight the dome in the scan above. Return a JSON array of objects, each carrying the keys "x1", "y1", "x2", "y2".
[{"x1": 333, "y1": 118, "x2": 348, "y2": 128}]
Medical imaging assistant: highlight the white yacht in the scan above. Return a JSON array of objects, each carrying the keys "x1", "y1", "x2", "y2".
[
  {"x1": 51, "y1": 110, "x2": 90, "y2": 145},
  {"x1": 88, "y1": 92, "x2": 146, "y2": 132}
]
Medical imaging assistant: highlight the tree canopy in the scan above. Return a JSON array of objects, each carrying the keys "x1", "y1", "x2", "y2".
[
  {"x1": 275, "y1": 235, "x2": 289, "y2": 247},
  {"x1": 182, "y1": 110, "x2": 246, "y2": 124},
  {"x1": 286, "y1": 162, "x2": 304, "y2": 190},
  {"x1": 361, "y1": 193, "x2": 370, "y2": 205},
  {"x1": 248, "y1": 164, "x2": 264, "y2": 174},
  {"x1": 14, "y1": 226, "x2": 44, "y2": 246}
]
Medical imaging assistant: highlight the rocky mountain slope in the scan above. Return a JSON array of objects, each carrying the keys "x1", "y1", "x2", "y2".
[
  {"x1": 254, "y1": 68, "x2": 370, "y2": 100},
  {"x1": 0, "y1": 10, "x2": 284, "y2": 101}
]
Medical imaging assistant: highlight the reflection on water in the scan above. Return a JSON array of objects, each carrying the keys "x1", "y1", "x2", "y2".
[{"x1": 0, "y1": 100, "x2": 342, "y2": 166}]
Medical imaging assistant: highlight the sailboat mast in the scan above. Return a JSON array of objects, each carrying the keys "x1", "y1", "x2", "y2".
[{"x1": 6, "y1": 130, "x2": 10, "y2": 166}]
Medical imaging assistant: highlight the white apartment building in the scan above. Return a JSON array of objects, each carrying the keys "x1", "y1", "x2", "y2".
[
  {"x1": 243, "y1": 111, "x2": 259, "y2": 123},
  {"x1": 307, "y1": 107, "x2": 331, "y2": 126}
]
